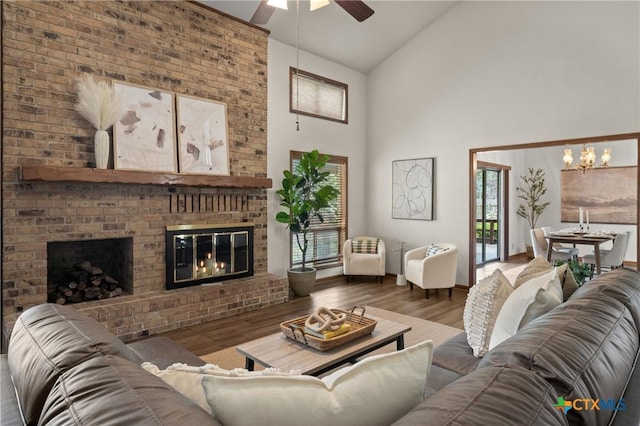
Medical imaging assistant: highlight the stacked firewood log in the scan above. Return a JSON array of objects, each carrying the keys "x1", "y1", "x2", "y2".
[{"x1": 48, "y1": 260, "x2": 123, "y2": 305}]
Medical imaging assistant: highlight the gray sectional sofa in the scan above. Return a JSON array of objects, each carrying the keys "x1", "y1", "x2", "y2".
[
  {"x1": 2, "y1": 268, "x2": 639, "y2": 425},
  {"x1": 396, "y1": 267, "x2": 640, "y2": 425}
]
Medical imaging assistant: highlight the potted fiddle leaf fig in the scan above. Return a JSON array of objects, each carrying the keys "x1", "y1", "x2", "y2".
[
  {"x1": 516, "y1": 167, "x2": 550, "y2": 258},
  {"x1": 276, "y1": 150, "x2": 339, "y2": 296}
]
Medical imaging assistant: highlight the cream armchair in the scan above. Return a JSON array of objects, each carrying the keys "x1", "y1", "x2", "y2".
[
  {"x1": 343, "y1": 237, "x2": 386, "y2": 283},
  {"x1": 404, "y1": 243, "x2": 458, "y2": 299}
]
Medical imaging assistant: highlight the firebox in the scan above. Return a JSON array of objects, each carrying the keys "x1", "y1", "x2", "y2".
[{"x1": 165, "y1": 223, "x2": 254, "y2": 289}]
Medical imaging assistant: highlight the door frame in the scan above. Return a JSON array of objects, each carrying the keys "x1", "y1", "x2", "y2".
[
  {"x1": 468, "y1": 132, "x2": 640, "y2": 287},
  {"x1": 476, "y1": 161, "x2": 511, "y2": 265}
]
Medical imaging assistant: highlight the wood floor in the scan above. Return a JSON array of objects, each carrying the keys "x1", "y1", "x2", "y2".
[
  {"x1": 161, "y1": 276, "x2": 467, "y2": 356},
  {"x1": 161, "y1": 256, "x2": 529, "y2": 357}
]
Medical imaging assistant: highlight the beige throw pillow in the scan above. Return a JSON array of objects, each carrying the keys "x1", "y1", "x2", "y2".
[
  {"x1": 514, "y1": 256, "x2": 578, "y2": 301},
  {"x1": 463, "y1": 269, "x2": 513, "y2": 357},
  {"x1": 141, "y1": 362, "x2": 301, "y2": 414},
  {"x1": 489, "y1": 268, "x2": 563, "y2": 350},
  {"x1": 201, "y1": 340, "x2": 434, "y2": 426},
  {"x1": 556, "y1": 263, "x2": 579, "y2": 301},
  {"x1": 513, "y1": 256, "x2": 553, "y2": 288}
]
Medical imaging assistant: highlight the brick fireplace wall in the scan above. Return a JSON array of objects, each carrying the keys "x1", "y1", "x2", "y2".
[{"x1": 1, "y1": 1, "x2": 288, "y2": 345}]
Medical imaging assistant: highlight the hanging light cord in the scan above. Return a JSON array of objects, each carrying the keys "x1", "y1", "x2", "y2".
[{"x1": 295, "y1": 0, "x2": 300, "y2": 131}]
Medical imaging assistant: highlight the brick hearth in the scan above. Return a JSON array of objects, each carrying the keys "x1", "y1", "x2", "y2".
[{"x1": 1, "y1": 1, "x2": 287, "y2": 344}]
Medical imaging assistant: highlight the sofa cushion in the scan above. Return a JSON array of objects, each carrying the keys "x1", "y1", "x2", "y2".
[
  {"x1": 489, "y1": 268, "x2": 562, "y2": 350},
  {"x1": 431, "y1": 332, "x2": 480, "y2": 375},
  {"x1": 8, "y1": 303, "x2": 141, "y2": 425},
  {"x1": 463, "y1": 269, "x2": 513, "y2": 357},
  {"x1": 202, "y1": 340, "x2": 433, "y2": 426},
  {"x1": 351, "y1": 238, "x2": 379, "y2": 254},
  {"x1": 39, "y1": 355, "x2": 217, "y2": 426},
  {"x1": 570, "y1": 268, "x2": 640, "y2": 328},
  {"x1": 479, "y1": 296, "x2": 638, "y2": 426},
  {"x1": 392, "y1": 366, "x2": 568, "y2": 426}
]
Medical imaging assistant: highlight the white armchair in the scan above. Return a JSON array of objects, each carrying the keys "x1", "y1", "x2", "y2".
[
  {"x1": 404, "y1": 243, "x2": 458, "y2": 299},
  {"x1": 343, "y1": 237, "x2": 386, "y2": 283}
]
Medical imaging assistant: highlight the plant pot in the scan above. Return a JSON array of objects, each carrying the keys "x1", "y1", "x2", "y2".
[
  {"x1": 94, "y1": 129, "x2": 110, "y2": 169},
  {"x1": 287, "y1": 267, "x2": 317, "y2": 297}
]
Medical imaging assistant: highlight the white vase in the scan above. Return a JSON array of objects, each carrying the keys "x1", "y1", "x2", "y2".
[{"x1": 94, "y1": 130, "x2": 109, "y2": 169}]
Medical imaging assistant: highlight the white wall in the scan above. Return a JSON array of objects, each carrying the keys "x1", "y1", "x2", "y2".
[
  {"x1": 267, "y1": 40, "x2": 368, "y2": 279},
  {"x1": 366, "y1": 1, "x2": 640, "y2": 285}
]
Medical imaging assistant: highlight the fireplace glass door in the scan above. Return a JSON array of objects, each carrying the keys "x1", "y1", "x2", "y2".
[{"x1": 166, "y1": 224, "x2": 254, "y2": 289}]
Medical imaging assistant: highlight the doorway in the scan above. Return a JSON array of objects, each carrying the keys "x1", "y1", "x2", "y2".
[
  {"x1": 468, "y1": 132, "x2": 640, "y2": 287},
  {"x1": 475, "y1": 162, "x2": 508, "y2": 267}
]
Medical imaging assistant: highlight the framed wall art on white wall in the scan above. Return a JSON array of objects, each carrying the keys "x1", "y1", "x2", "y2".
[{"x1": 392, "y1": 157, "x2": 435, "y2": 220}]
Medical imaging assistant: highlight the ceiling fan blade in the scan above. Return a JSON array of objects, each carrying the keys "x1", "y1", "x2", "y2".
[
  {"x1": 335, "y1": 1, "x2": 374, "y2": 22},
  {"x1": 250, "y1": 0, "x2": 275, "y2": 25}
]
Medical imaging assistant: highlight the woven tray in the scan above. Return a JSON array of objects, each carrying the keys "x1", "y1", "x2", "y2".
[{"x1": 280, "y1": 306, "x2": 377, "y2": 352}]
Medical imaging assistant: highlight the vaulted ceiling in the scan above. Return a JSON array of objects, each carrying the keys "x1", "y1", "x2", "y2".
[{"x1": 199, "y1": 1, "x2": 459, "y2": 73}]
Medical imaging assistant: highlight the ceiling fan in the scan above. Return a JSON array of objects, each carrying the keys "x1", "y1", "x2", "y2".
[{"x1": 250, "y1": 0, "x2": 375, "y2": 25}]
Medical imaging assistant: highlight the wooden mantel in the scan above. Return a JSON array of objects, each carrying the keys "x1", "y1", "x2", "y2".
[{"x1": 20, "y1": 165, "x2": 273, "y2": 189}]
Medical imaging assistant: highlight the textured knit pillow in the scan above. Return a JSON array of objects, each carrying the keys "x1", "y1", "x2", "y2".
[
  {"x1": 351, "y1": 238, "x2": 379, "y2": 254},
  {"x1": 202, "y1": 340, "x2": 433, "y2": 426},
  {"x1": 513, "y1": 256, "x2": 553, "y2": 288},
  {"x1": 426, "y1": 245, "x2": 449, "y2": 256},
  {"x1": 489, "y1": 269, "x2": 562, "y2": 350},
  {"x1": 463, "y1": 269, "x2": 513, "y2": 357}
]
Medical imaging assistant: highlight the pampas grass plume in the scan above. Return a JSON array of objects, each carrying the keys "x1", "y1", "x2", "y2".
[{"x1": 74, "y1": 74, "x2": 122, "y2": 131}]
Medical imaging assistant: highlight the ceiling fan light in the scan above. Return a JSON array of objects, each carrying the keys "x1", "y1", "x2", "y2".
[
  {"x1": 310, "y1": 0, "x2": 330, "y2": 11},
  {"x1": 267, "y1": 0, "x2": 288, "y2": 10}
]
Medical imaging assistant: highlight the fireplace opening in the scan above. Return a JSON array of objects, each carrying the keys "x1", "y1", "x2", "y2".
[
  {"x1": 166, "y1": 223, "x2": 254, "y2": 289},
  {"x1": 47, "y1": 238, "x2": 133, "y2": 304}
]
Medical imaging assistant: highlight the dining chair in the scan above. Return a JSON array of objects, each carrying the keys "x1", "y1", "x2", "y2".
[
  {"x1": 530, "y1": 228, "x2": 577, "y2": 264},
  {"x1": 582, "y1": 231, "x2": 630, "y2": 276}
]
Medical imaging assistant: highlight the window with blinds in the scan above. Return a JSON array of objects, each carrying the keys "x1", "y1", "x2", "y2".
[
  {"x1": 290, "y1": 151, "x2": 348, "y2": 269},
  {"x1": 290, "y1": 67, "x2": 348, "y2": 124}
]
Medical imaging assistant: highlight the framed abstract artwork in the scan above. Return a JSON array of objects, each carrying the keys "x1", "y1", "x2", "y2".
[
  {"x1": 176, "y1": 95, "x2": 229, "y2": 175},
  {"x1": 392, "y1": 157, "x2": 435, "y2": 220},
  {"x1": 113, "y1": 82, "x2": 177, "y2": 172}
]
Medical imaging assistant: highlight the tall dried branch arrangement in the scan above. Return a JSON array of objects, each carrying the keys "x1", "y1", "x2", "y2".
[
  {"x1": 74, "y1": 74, "x2": 122, "y2": 131},
  {"x1": 516, "y1": 167, "x2": 550, "y2": 229}
]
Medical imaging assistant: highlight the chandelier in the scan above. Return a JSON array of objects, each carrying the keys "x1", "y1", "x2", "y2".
[{"x1": 563, "y1": 145, "x2": 611, "y2": 173}]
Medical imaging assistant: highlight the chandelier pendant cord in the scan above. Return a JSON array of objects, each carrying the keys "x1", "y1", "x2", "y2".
[{"x1": 295, "y1": 0, "x2": 300, "y2": 131}]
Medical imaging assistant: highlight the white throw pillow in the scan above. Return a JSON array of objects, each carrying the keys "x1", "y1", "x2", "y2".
[
  {"x1": 141, "y1": 362, "x2": 301, "y2": 414},
  {"x1": 201, "y1": 340, "x2": 434, "y2": 426},
  {"x1": 463, "y1": 269, "x2": 513, "y2": 357},
  {"x1": 489, "y1": 268, "x2": 562, "y2": 350}
]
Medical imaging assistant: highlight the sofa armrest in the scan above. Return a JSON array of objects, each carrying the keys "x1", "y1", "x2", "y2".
[
  {"x1": 1, "y1": 354, "x2": 25, "y2": 426},
  {"x1": 127, "y1": 336, "x2": 206, "y2": 369},
  {"x1": 405, "y1": 246, "x2": 427, "y2": 263}
]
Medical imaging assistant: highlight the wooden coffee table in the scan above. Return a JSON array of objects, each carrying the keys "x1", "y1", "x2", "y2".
[{"x1": 236, "y1": 314, "x2": 411, "y2": 376}]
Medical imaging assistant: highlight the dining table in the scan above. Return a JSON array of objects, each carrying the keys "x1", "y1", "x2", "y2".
[{"x1": 545, "y1": 232, "x2": 614, "y2": 274}]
